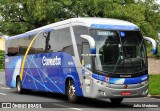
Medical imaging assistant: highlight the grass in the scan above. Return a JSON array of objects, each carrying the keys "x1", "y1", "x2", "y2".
[{"x1": 149, "y1": 75, "x2": 160, "y2": 95}]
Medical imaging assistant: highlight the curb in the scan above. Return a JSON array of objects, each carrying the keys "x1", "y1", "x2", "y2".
[{"x1": 148, "y1": 95, "x2": 160, "y2": 99}]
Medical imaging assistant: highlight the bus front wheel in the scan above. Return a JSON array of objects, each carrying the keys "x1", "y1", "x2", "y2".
[
  {"x1": 16, "y1": 77, "x2": 24, "y2": 94},
  {"x1": 67, "y1": 80, "x2": 77, "y2": 102},
  {"x1": 110, "y1": 98, "x2": 123, "y2": 104}
]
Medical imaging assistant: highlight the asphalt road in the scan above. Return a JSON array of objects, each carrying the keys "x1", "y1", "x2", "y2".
[{"x1": 0, "y1": 72, "x2": 160, "y2": 111}]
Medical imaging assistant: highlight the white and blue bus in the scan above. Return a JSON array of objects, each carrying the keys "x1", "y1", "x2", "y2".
[{"x1": 5, "y1": 18, "x2": 157, "y2": 103}]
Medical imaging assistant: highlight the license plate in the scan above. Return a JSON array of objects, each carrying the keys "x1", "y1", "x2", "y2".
[{"x1": 121, "y1": 91, "x2": 131, "y2": 96}]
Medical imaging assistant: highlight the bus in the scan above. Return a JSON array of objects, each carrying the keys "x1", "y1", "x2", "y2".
[{"x1": 5, "y1": 18, "x2": 157, "y2": 103}]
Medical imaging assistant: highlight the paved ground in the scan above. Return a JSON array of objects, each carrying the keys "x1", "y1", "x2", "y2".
[
  {"x1": 148, "y1": 58, "x2": 160, "y2": 74},
  {"x1": 0, "y1": 72, "x2": 160, "y2": 111}
]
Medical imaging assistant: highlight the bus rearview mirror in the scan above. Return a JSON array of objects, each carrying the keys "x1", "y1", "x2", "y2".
[
  {"x1": 80, "y1": 35, "x2": 96, "y2": 54},
  {"x1": 143, "y1": 36, "x2": 158, "y2": 55}
]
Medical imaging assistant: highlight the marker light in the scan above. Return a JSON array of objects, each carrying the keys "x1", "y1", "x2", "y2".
[{"x1": 120, "y1": 31, "x2": 125, "y2": 37}]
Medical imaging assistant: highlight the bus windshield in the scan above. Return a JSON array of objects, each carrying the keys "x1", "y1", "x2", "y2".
[{"x1": 90, "y1": 30, "x2": 147, "y2": 75}]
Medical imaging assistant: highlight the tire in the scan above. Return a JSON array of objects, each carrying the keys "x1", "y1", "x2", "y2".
[
  {"x1": 67, "y1": 80, "x2": 78, "y2": 103},
  {"x1": 110, "y1": 98, "x2": 123, "y2": 104},
  {"x1": 16, "y1": 77, "x2": 24, "y2": 94}
]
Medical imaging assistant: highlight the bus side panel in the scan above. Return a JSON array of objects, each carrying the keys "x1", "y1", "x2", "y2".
[
  {"x1": 60, "y1": 52, "x2": 83, "y2": 96},
  {"x1": 21, "y1": 53, "x2": 61, "y2": 92},
  {"x1": 5, "y1": 52, "x2": 83, "y2": 96},
  {"x1": 5, "y1": 56, "x2": 23, "y2": 88},
  {"x1": 45, "y1": 66, "x2": 62, "y2": 93},
  {"x1": 20, "y1": 52, "x2": 83, "y2": 96}
]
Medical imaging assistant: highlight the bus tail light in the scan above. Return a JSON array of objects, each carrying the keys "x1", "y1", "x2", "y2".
[{"x1": 121, "y1": 91, "x2": 131, "y2": 96}]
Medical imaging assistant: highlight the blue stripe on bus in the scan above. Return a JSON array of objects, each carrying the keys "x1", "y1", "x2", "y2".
[
  {"x1": 92, "y1": 73, "x2": 148, "y2": 84},
  {"x1": 90, "y1": 24, "x2": 139, "y2": 30}
]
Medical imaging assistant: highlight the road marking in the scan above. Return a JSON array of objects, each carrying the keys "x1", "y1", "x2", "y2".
[
  {"x1": 54, "y1": 103, "x2": 82, "y2": 110},
  {"x1": 70, "y1": 108, "x2": 82, "y2": 110},
  {"x1": 1, "y1": 87, "x2": 10, "y2": 90},
  {"x1": 53, "y1": 103, "x2": 69, "y2": 108},
  {"x1": 0, "y1": 93, "x2": 7, "y2": 95}
]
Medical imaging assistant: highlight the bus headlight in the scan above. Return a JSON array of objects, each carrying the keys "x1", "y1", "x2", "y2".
[
  {"x1": 141, "y1": 80, "x2": 148, "y2": 85},
  {"x1": 99, "y1": 90, "x2": 106, "y2": 96}
]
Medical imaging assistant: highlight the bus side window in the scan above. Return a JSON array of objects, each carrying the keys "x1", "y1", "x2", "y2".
[
  {"x1": 17, "y1": 36, "x2": 34, "y2": 55},
  {"x1": 73, "y1": 26, "x2": 90, "y2": 65},
  {"x1": 43, "y1": 32, "x2": 52, "y2": 53},
  {"x1": 7, "y1": 47, "x2": 18, "y2": 56},
  {"x1": 31, "y1": 33, "x2": 46, "y2": 54},
  {"x1": 50, "y1": 28, "x2": 74, "y2": 56},
  {"x1": 62, "y1": 45, "x2": 74, "y2": 56},
  {"x1": 82, "y1": 42, "x2": 91, "y2": 69},
  {"x1": 19, "y1": 46, "x2": 27, "y2": 55},
  {"x1": 7, "y1": 39, "x2": 19, "y2": 56}
]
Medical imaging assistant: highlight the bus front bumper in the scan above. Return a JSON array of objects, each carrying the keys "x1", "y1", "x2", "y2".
[{"x1": 89, "y1": 80, "x2": 148, "y2": 98}]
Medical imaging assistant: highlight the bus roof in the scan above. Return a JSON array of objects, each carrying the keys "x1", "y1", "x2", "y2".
[{"x1": 8, "y1": 17, "x2": 139, "y2": 40}]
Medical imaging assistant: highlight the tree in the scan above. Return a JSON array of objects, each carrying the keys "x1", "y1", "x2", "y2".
[
  {"x1": 0, "y1": 0, "x2": 82, "y2": 35},
  {"x1": 0, "y1": 50, "x2": 4, "y2": 69},
  {"x1": 138, "y1": 0, "x2": 160, "y2": 39}
]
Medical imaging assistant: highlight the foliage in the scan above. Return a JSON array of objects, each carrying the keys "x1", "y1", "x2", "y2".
[
  {"x1": 0, "y1": 50, "x2": 4, "y2": 69},
  {"x1": 149, "y1": 75, "x2": 160, "y2": 95},
  {"x1": 0, "y1": 0, "x2": 159, "y2": 38},
  {"x1": 145, "y1": 40, "x2": 160, "y2": 58}
]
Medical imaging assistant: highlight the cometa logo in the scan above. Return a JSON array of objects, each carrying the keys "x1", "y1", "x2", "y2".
[{"x1": 42, "y1": 56, "x2": 61, "y2": 66}]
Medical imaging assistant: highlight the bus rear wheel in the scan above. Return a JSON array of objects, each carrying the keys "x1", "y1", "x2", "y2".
[
  {"x1": 16, "y1": 77, "x2": 24, "y2": 94},
  {"x1": 110, "y1": 98, "x2": 123, "y2": 104},
  {"x1": 67, "y1": 80, "x2": 77, "y2": 102}
]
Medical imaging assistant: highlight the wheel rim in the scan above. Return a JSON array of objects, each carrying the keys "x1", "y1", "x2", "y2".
[{"x1": 68, "y1": 84, "x2": 76, "y2": 98}]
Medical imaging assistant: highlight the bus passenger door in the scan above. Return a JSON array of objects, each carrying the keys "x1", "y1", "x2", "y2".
[{"x1": 81, "y1": 42, "x2": 93, "y2": 96}]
